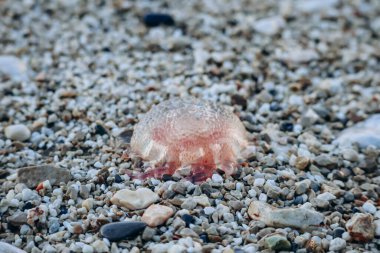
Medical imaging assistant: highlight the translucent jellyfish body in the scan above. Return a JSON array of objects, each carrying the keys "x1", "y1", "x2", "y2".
[{"x1": 130, "y1": 97, "x2": 248, "y2": 182}]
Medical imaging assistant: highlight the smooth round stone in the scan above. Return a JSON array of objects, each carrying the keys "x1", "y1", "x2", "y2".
[
  {"x1": 5, "y1": 124, "x2": 31, "y2": 141},
  {"x1": 100, "y1": 222, "x2": 146, "y2": 241}
]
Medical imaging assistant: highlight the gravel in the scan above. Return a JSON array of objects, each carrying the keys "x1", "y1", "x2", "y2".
[{"x1": 1, "y1": 0, "x2": 380, "y2": 252}]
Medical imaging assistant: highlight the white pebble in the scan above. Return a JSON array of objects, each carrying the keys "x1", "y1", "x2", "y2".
[
  {"x1": 259, "y1": 193, "x2": 267, "y2": 202},
  {"x1": 204, "y1": 206, "x2": 215, "y2": 215},
  {"x1": 254, "y1": 178, "x2": 265, "y2": 187},
  {"x1": 329, "y1": 238, "x2": 346, "y2": 251},
  {"x1": 362, "y1": 201, "x2": 377, "y2": 214},
  {"x1": 5, "y1": 124, "x2": 31, "y2": 141},
  {"x1": 212, "y1": 174, "x2": 223, "y2": 183}
]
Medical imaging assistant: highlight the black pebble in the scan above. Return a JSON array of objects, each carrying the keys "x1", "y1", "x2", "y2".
[
  {"x1": 280, "y1": 122, "x2": 294, "y2": 132},
  {"x1": 181, "y1": 214, "x2": 195, "y2": 227},
  {"x1": 22, "y1": 202, "x2": 33, "y2": 211},
  {"x1": 100, "y1": 221, "x2": 146, "y2": 241},
  {"x1": 60, "y1": 206, "x2": 68, "y2": 214},
  {"x1": 343, "y1": 191, "x2": 355, "y2": 203},
  {"x1": 114, "y1": 174, "x2": 123, "y2": 183},
  {"x1": 162, "y1": 174, "x2": 174, "y2": 181},
  {"x1": 95, "y1": 124, "x2": 107, "y2": 135},
  {"x1": 333, "y1": 227, "x2": 345, "y2": 238},
  {"x1": 143, "y1": 13, "x2": 175, "y2": 27},
  {"x1": 200, "y1": 233, "x2": 209, "y2": 243}
]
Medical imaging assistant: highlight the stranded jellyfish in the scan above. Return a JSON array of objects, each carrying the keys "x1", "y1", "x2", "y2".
[{"x1": 130, "y1": 97, "x2": 249, "y2": 182}]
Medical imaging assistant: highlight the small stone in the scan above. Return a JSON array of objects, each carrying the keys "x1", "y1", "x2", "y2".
[
  {"x1": 295, "y1": 156, "x2": 310, "y2": 170},
  {"x1": 342, "y1": 148, "x2": 359, "y2": 162},
  {"x1": 0, "y1": 55, "x2": 28, "y2": 81},
  {"x1": 172, "y1": 182, "x2": 187, "y2": 195},
  {"x1": 111, "y1": 188, "x2": 159, "y2": 210},
  {"x1": 142, "y1": 227, "x2": 156, "y2": 241},
  {"x1": 82, "y1": 198, "x2": 94, "y2": 211},
  {"x1": 336, "y1": 114, "x2": 380, "y2": 148},
  {"x1": 333, "y1": 227, "x2": 346, "y2": 238},
  {"x1": 254, "y1": 178, "x2": 265, "y2": 187},
  {"x1": 253, "y1": 16, "x2": 285, "y2": 36},
  {"x1": 181, "y1": 198, "x2": 197, "y2": 210},
  {"x1": 317, "y1": 192, "x2": 336, "y2": 201},
  {"x1": 7, "y1": 212, "x2": 28, "y2": 227},
  {"x1": 345, "y1": 213, "x2": 375, "y2": 242},
  {"x1": 17, "y1": 165, "x2": 71, "y2": 188},
  {"x1": 5, "y1": 124, "x2": 31, "y2": 141},
  {"x1": 280, "y1": 122, "x2": 294, "y2": 132},
  {"x1": 314, "y1": 154, "x2": 338, "y2": 167},
  {"x1": 91, "y1": 240, "x2": 109, "y2": 253},
  {"x1": 295, "y1": 179, "x2": 311, "y2": 195},
  {"x1": 192, "y1": 195, "x2": 210, "y2": 207},
  {"x1": 82, "y1": 245, "x2": 94, "y2": 253},
  {"x1": 212, "y1": 174, "x2": 224, "y2": 183},
  {"x1": 362, "y1": 202, "x2": 377, "y2": 214},
  {"x1": 141, "y1": 204, "x2": 174, "y2": 227},
  {"x1": 375, "y1": 220, "x2": 380, "y2": 236},
  {"x1": 204, "y1": 207, "x2": 215, "y2": 215},
  {"x1": 0, "y1": 242, "x2": 27, "y2": 253},
  {"x1": 248, "y1": 201, "x2": 324, "y2": 229},
  {"x1": 329, "y1": 238, "x2": 346, "y2": 251},
  {"x1": 179, "y1": 227, "x2": 199, "y2": 238},
  {"x1": 100, "y1": 222, "x2": 146, "y2": 241},
  {"x1": 181, "y1": 214, "x2": 195, "y2": 227},
  {"x1": 143, "y1": 13, "x2": 175, "y2": 27},
  {"x1": 264, "y1": 234, "x2": 291, "y2": 251}
]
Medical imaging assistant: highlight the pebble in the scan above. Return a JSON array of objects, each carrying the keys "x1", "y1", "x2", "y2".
[
  {"x1": 336, "y1": 114, "x2": 380, "y2": 148},
  {"x1": 17, "y1": 165, "x2": 71, "y2": 188},
  {"x1": 345, "y1": 213, "x2": 375, "y2": 242},
  {"x1": 0, "y1": 55, "x2": 28, "y2": 81},
  {"x1": 264, "y1": 234, "x2": 291, "y2": 251},
  {"x1": 295, "y1": 179, "x2": 311, "y2": 195},
  {"x1": 317, "y1": 192, "x2": 336, "y2": 201},
  {"x1": 375, "y1": 220, "x2": 380, "y2": 236},
  {"x1": 82, "y1": 198, "x2": 94, "y2": 211},
  {"x1": 100, "y1": 222, "x2": 146, "y2": 241},
  {"x1": 295, "y1": 156, "x2": 310, "y2": 170},
  {"x1": 212, "y1": 174, "x2": 224, "y2": 183},
  {"x1": 329, "y1": 238, "x2": 346, "y2": 251},
  {"x1": 141, "y1": 204, "x2": 174, "y2": 227},
  {"x1": 181, "y1": 214, "x2": 195, "y2": 227},
  {"x1": 204, "y1": 207, "x2": 215, "y2": 215},
  {"x1": 4, "y1": 124, "x2": 31, "y2": 141},
  {"x1": 253, "y1": 16, "x2": 285, "y2": 36},
  {"x1": 248, "y1": 201, "x2": 324, "y2": 229},
  {"x1": 254, "y1": 178, "x2": 265, "y2": 187},
  {"x1": 143, "y1": 13, "x2": 175, "y2": 27},
  {"x1": 7, "y1": 212, "x2": 28, "y2": 227},
  {"x1": 91, "y1": 240, "x2": 109, "y2": 253},
  {"x1": 362, "y1": 202, "x2": 377, "y2": 214},
  {"x1": 111, "y1": 188, "x2": 159, "y2": 210},
  {"x1": 181, "y1": 198, "x2": 197, "y2": 210},
  {"x1": 0, "y1": 242, "x2": 27, "y2": 253}
]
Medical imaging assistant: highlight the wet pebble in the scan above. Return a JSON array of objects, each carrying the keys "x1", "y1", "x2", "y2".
[{"x1": 100, "y1": 222, "x2": 147, "y2": 241}]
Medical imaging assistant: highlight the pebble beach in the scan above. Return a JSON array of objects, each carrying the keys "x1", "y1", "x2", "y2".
[{"x1": 0, "y1": 0, "x2": 380, "y2": 252}]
